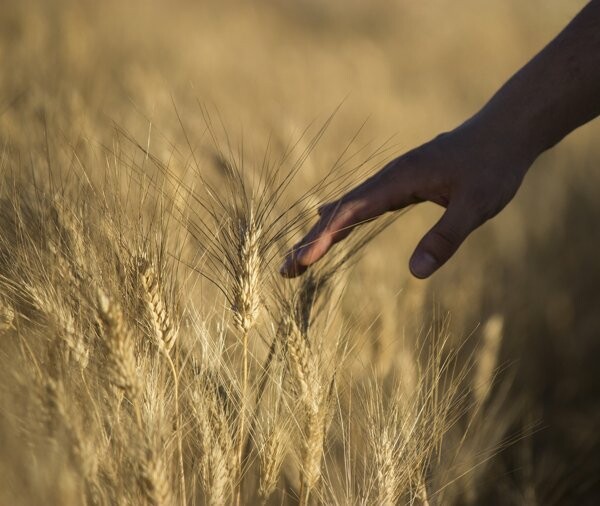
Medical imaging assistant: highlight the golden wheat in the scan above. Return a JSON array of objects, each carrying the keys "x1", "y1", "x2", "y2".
[
  {"x1": 0, "y1": 2, "x2": 564, "y2": 502},
  {"x1": 96, "y1": 288, "x2": 141, "y2": 403}
]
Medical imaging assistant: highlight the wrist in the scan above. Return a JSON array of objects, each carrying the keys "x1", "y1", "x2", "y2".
[{"x1": 459, "y1": 106, "x2": 540, "y2": 177}]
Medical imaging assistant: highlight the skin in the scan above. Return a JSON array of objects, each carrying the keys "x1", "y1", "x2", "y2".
[{"x1": 280, "y1": 0, "x2": 600, "y2": 280}]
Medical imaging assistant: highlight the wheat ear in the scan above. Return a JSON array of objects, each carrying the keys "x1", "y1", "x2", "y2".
[
  {"x1": 96, "y1": 288, "x2": 141, "y2": 405},
  {"x1": 138, "y1": 259, "x2": 186, "y2": 505},
  {"x1": 193, "y1": 383, "x2": 234, "y2": 506},
  {"x1": 230, "y1": 211, "x2": 262, "y2": 506},
  {"x1": 139, "y1": 445, "x2": 176, "y2": 506},
  {"x1": 283, "y1": 317, "x2": 331, "y2": 506}
]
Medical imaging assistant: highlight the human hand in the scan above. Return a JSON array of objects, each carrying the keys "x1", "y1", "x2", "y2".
[{"x1": 280, "y1": 119, "x2": 535, "y2": 279}]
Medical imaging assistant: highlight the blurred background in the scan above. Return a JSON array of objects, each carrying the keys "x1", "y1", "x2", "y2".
[{"x1": 1, "y1": 0, "x2": 598, "y2": 503}]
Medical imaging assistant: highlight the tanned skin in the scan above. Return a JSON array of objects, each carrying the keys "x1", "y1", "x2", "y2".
[{"x1": 280, "y1": 1, "x2": 600, "y2": 280}]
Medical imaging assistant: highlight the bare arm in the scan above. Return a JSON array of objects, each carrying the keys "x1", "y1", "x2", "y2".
[
  {"x1": 481, "y1": 0, "x2": 600, "y2": 157},
  {"x1": 280, "y1": 1, "x2": 600, "y2": 279}
]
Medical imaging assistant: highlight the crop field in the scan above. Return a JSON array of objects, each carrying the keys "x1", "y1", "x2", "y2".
[{"x1": 0, "y1": 1, "x2": 598, "y2": 504}]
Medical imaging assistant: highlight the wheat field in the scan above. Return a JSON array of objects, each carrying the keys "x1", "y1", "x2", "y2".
[{"x1": 1, "y1": 1, "x2": 599, "y2": 505}]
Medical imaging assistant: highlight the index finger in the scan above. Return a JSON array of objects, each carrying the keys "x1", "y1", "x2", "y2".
[
  {"x1": 279, "y1": 153, "x2": 426, "y2": 278},
  {"x1": 279, "y1": 200, "x2": 354, "y2": 277}
]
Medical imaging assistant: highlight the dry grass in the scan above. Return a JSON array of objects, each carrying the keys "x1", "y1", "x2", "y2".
[{"x1": 0, "y1": 0, "x2": 599, "y2": 505}]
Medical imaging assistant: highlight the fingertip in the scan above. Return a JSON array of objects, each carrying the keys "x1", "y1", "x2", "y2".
[
  {"x1": 279, "y1": 260, "x2": 291, "y2": 277},
  {"x1": 409, "y1": 250, "x2": 438, "y2": 279},
  {"x1": 279, "y1": 257, "x2": 308, "y2": 278},
  {"x1": 279, "y1": 245, "x2": 310, "y2": 278}
]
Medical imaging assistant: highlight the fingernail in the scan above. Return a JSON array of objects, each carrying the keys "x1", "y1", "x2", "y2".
[{"x1": 409, "y1": 251, "x2": 438, "y2": 279}]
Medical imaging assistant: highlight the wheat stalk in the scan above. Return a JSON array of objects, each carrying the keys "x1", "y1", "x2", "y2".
[
  {"x1": 136, "y1": 256, "x2": 186, "y2": 504},
  {"x1": 192, "y1": 381, "x2": 235, "y2": 506},
  {"x1": 281, "y1": 315, "x2": 333, "y2": 506},
  {"x1": 228, "y1": 211, "x2": 263, "y2": 505},
  {"x1": 257, "y1": 364, "x2": 288, "y2": 503}
]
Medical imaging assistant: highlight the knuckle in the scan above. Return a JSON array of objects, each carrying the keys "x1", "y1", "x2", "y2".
[
  {"x1": 326, "y1": 201, "x2": 359, "y2": 229},
  {"x1": 430, "y1": 227, "x2": 460, "y2": 253},
  {"x1": 337, "y1": 202, "x2": 357, "y2": 222},
  {"x1": 336, "y1": 197, "x2": 369, "y2": 223}
]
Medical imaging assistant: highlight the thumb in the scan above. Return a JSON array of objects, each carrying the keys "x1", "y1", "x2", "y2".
[{"x1": 409, "y1": 202, "x2": 479, "y2": 279}]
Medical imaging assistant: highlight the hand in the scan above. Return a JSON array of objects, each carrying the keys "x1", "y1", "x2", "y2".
[{"x1": 280, "y1": 118, "x2": 535, "y2": 279}]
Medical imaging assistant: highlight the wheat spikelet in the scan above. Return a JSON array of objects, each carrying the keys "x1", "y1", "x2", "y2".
[
  {"x1": 195, "y1": 411, "x2": 232, "y2": 506},
  {"x1": 96, "y1": 288, "x2": 140, "y2": 400},
  {"x1": 59, "y1": 310, "x2": 90, "y2": 369},
  {"x1": 137, "y1": 256, "x2": 186, "y2": 503},
  {"x1": 282, "y1": 316, "x2": 333, "y2": 505},
  {"x1": 200, "y1": 377, "x2": 237, "y2": 492},
  {"x1": 138, "y1": 445, "x2": 176, "y2": 506},
  {"x1": 27, "y1": 284, "x2": 90, "y2": 368},
  {"x1": 278, "y1": 311, "x2": 335, "y2": 505},
  {"x1": 204, "y1": 441, "x2": 230, "y2": 506},
  {"x1": 137, "y1": 257, "x2": 177, "y2": 353},
  {"x1": 283, "y1": 316, "x2": 316, "y2": 402},
  {"x1": 191, "y1": 379, "x2": 235, "y2": 506},
  {"x1": 133, "y1": 255, "x2": 186, "y2": 503},
  {"x1": 212, "y1": 397, "x2": 237, "y2": 486},
  {"x1": 230, "y1": 211, "x2": 262, "y2": 334},
  {"x1": 375, "y1": 428, "x2": 398, "y2": 506},
  {"x1": 301, "y1": 402, "x2": 326, "y2": 494},
  {"x1": 365, "y1": 386, "x2": 409, "y2": 506},
  {"x1": 258, "y1": 423, "x2": 287, "y2": 501},
  {"x1": 228, "y1": 210, "x2": 263, "y2": 506}
]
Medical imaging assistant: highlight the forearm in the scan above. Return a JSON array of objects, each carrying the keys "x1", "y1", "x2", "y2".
[{"x1": 473, "y1": 0, "x2": 600, "y2": 161}]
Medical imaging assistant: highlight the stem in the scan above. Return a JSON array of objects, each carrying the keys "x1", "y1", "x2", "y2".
[
  {"x1": 236, "y1": 330, "x2": 249, "y2": 506},
  {"x1": 417, "y1": 480, "x2": 430, "y2": 506},
  {"x1": 164, "y1": 350, "x2": 186, "y2": 506},
  {"x1": 133, "y1": 404, "x2": 143, "y2": 433},
  {"x1": 242, "y1": 336, "x2": 277, "y2": 465},
  {"x1": 299, "y1": 481, "x2": 310, "y2": 506}
]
